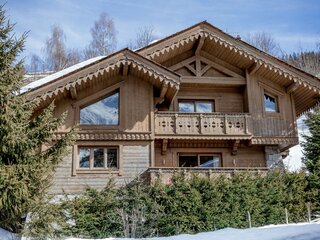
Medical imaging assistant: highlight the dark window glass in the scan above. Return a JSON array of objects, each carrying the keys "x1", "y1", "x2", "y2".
[
  {"x1": 264, "y1": 94, "x2": 277, "y2": 112},
  {"x1": 179, "y1": 155, "x2": 198, "y2": 167},
  {"x1": 79, "y1": 148, "x2": 90, "y2": 168},
  {"x1": 93, "y1": 148, "x2": 104, "y2": 168},
  {"x1": 80, "y1": 91, "x2": 119, "y2": 125},
  {"x1": 199, "y1": 155, "x2": 220, "y2": 168},
  {"x1": 107, "y1": 148, "x2": 118, "y2": 169}
]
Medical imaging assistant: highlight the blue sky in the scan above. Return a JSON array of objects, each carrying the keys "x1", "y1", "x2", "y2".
[{"x1": 4, "y1": 0, "x2": 320, "y2": 61}]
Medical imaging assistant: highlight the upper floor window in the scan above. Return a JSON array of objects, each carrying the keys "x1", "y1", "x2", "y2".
[
  {"x1": 80, "y1": 90, "x2": 119, "y2": 125},
  {"x1": 178, "y1": 154, "x2": 221, "y2": 168},
  {"x1": 264, "y1": 93, "x2": 278, "y2": 113},
  {"x1": 178, "y1": 100, "x2": 214, "y2": 113}
]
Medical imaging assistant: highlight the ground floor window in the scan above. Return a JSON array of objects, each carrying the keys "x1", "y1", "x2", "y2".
[
  {"x1": 79, "y1": 147, "x2": 118, "y2": 169},
  {"x1": 178, "y1": 153, "x2": 221, "y2": 168}
]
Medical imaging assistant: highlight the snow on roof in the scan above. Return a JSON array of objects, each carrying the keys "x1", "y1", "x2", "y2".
[{"x1": 20, "y1": 56, "x2": 105, "y2": 94}]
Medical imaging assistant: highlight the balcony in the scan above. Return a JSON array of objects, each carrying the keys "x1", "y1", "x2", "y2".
[
  {"x1": 146, "y1": 167, "x2": 268, "y2": 184},
  {"x1": 155, "y1": 112, "x2": 252, "y2": 139}
]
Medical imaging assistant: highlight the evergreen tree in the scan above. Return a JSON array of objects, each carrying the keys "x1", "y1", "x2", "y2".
[
  {"x1": 301, "y1": 107, "x2": 320, "y2": 212},
  {"x1": 0, "y1": 5, "x2": 74, "y2": 232}
]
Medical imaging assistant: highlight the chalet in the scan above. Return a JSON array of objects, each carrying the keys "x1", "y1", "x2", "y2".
[{"x1": 22, "y1": 22, "x2": 320, "y2": 194}]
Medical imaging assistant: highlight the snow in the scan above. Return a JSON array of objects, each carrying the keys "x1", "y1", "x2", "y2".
[
  {"x1": 0, "y1": 227, "x2": 17, "y2": 240},
  {"x1": 20, "y1": 56, "x2": 105, "y2": 94},
  {"x1": 283, "y1": 116, "x2": 309, "y2": 171},
  {"x1": 62, "y1": 222, "x2": 320, "y2": 240}
]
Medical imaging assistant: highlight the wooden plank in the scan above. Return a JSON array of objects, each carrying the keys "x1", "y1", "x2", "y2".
[
  {"x1": 170, "y1": 56, "x2": 196, "y2": 71},
  {"x1": 181, "y1": 76, "x2": 246, "y2": 85},
  {"x1": 200, "y1": 51, "x2": 245, "y2": 77},
  {"x1": 195, "y1": 37, "x2": 205, "y2": 56},
  {"x1": 286, "y1": 82, "x2": 299, "y2": 94},
  {"x1": 200, "y1": 55, "x2": 245, "y2": 79}
]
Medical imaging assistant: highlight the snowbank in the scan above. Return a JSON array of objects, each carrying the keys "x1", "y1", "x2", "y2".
[
  {"x1": 2, "y1": 222, "x2": 319, "y2": 240},
  {"x1": 65, "y1": 222, "x2": 320, "y2": 240}
]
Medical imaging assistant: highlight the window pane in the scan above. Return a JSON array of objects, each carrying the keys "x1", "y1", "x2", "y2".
[
  {"x1": 264, "y1": 94, "x2": 277, "y2": 112},
  {"x1": 199, "y1": 155, "x2": 221, "y2": 168},
  {"x1": 79, "y1": 148, "x2": 90, "y2": 168},
  {"x1": 93, "y1": 148, "x2": 104, "y2": 168},
  {"x1": 179, "y1": 155, "x2": 198, "y2": 167},
  {"x1": 80, "y1": 91, "x2": 119, "y2": 125},
  {"x1": 107, "y1": 148, "x2": 118, "y2": 169},
  {"x1": 196, "y1": 102, "x2": 213, "y2": 113},
  {"x1": 179, "y1": 102, "x2": 194, "y2": 112}
]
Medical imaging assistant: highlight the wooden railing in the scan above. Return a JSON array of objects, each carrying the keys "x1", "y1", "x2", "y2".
[
  {"x1": 155, "y1": 112, "x2": 251, "y2": 136},
  {"x1": 146, "y1": 167, "x2": 268, "y2": 184}
]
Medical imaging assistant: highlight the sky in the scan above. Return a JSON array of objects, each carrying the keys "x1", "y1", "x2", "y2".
[{"x1": 4, "y1": 0, "x2": 320, "y2": 63}]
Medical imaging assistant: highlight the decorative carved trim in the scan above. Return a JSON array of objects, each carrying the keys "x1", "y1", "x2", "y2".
[
  {"x1": 53, "y1": 132, "x2": 153, "y2": 141},
  {"x1": 155, "y1": 135, "x2": 251, "y2": 140},
  {"x1": 145, "y1": 30, "x2": 320, "y2": 96},
  {"x1": 250, "y1": 137, "x2": 299, "y2": 145},
  {"x1": 231, "y1": 140, "x2": 240, "y2": 155},
  {"x1": 29, "y1": 51, "x2": 180, "y2": 104}
]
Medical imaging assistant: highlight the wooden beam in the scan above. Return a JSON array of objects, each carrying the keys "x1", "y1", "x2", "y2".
[
  {"x1": 247, "y1": 62, "x2": 261, "y2": 75},
  {"x1": 70, "y1": 86, "x2": 77, "y2": 100},
  {"x1": 181, "y1": 76, "x2": 246, "y2": 86},
  {"x1": 200, "y1": 56, "x2": 245, "y2": 79},
  {"x1": 231, "y1": 140, "x2": 240, "y2": 156},
  {"x1": 170, "y1": 56, "x2": 196, "y2": 71},
  {"x1": 195, "y1": 37, "x2": 205, "y2": 56},
  {"x1": 200, "y1": 51, "x2": 245, "y2": 77},
  {"x1": 200, "y1": 64, "x2": 212, "y2": 76},
  {"x1": 122, "y1": 62, "x2": 129, "y2": 76},
  {"x1": 161, "y1": 139, "x2": 168, "y2": 155},
  {"x1": 286, "y1": 82, "x2": 299, "y2": 94}
]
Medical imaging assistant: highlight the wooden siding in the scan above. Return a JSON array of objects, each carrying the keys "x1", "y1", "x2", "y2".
[
  {"x1": 49, "y1": 143, "x2": 150, "y2": 194},
  {"x1": 155, "y1": 144, "x2": 266, "y2": 168}
]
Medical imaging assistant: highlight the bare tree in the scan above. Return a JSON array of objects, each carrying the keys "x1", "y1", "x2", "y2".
[
  {"x1": 84, "y1": 12, "x2": 117, "y2": 59},
  {"x1": 127, "y1": 25, "x2": 157, "y2": 50},
  {"x1": 43, "y1": 25, "x2": 81, "y2": 71},
  {"x1": 245, "y1": 32, "x2": 282, "y2": 56},
  {"x1": 28, "y1": 54, "x2": 45, "y2": 73}
]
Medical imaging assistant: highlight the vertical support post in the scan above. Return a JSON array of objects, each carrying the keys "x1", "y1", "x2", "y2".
[
  {"x1": 306, "y1": 202, "x2": 311, "y2": 223},
  {"x1": 285, "y1": 208, "x2": 289, "y2": 224},
  {"x1": 199, "y1": 114, "x2": 203, "y2": 134},
  {"x1": 224, "y1": 114, "x2": 228, "y2": 134},
  {"x1": 174, "y1": 113, "x2": 178, "y2": 134},
  {"x1": 247, "y1": 211, "x2": 252, "y2": 228}
]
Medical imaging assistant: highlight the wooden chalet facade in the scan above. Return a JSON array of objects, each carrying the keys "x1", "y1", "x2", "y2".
[{"x1": 23, "y1": 22, "x2": 320, "y2": 194}]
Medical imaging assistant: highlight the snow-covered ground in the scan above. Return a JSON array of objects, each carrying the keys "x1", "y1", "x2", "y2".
[
  {"x1": 2, "y1": 221, "x2": 318, "y2": 240},
  {"x1": 65, "y1": 221, "x2": 320, "y2": 240}
]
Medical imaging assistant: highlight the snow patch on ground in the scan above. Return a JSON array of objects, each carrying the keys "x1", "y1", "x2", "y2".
[
  {"x1": 63, "y1": 222, "x2": 320, "y2": 240},
  {"x1": 0, "y1": 227, "x2": 18, "y2": 240},
  {"x1": 20, "y1": 56, "x2": 105, "y2": 94}
]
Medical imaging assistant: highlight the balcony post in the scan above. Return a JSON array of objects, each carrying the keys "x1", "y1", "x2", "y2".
[
  {"x1": 174, "y1": 113, "x2": 178, "y2": 134},
  {"x1": 224, "y1": 114, "x2": 228, "y2": 134},
  {"x1": 245, "y1": 114, "x2": 248, "y2": 134},
  {"x1": 199, "y1": 114, "x2": 203, "y2": 134}
]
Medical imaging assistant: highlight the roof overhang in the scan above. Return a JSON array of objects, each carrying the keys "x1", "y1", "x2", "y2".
[
  {"x1": 138, "y1": 22, "x2": 320, "y2": 116},
  {"x1": 24, "y1": 49, "x2": 180, "y2": 107}
]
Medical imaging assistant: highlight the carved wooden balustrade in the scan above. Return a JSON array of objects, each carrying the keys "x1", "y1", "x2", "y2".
[
  {"x1": 146, "y1": 167, "x2": 268, "y2": 184},
  {"x1": 155, "y1": 112, "x2": 252, "y2": 137}
]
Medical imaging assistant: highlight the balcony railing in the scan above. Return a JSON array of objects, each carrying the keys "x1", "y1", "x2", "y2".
[
  {"x1": 146, "y1": 167, "x2": 268, "y2": 184},
  {"x1": 155, "y1": 112, "x2": 251, "y2": 137}
]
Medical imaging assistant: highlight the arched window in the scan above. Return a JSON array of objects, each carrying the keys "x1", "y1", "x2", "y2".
[{"x1": 80, "y1": 90, "x2": 119, "y2": 125}]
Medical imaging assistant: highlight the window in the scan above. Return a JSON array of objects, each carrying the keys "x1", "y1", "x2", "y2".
[
  {"x1": 264, "y1": 93, "x2": 278, "y2": 113},
  {"x1": 79, "y1": 147, "x2": 118, "y2": 170},
  {"x1": 178, "y1": 154, "x2": 221, "y2": 168},
  {"x1": 178, "y1": 100, "x2": 214, "y2": 113},
  {"x1": 80, "y1": 90, "x2": 119, "y2": 125}
]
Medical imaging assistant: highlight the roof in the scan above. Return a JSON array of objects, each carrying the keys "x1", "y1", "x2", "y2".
[{"x1": 24, "y1": 21, "x2": 320, "y2": 116}]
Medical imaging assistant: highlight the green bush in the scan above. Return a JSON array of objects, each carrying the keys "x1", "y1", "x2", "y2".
[{"x1": 25, "y1": 171, "x2": 316, "y2": 239}]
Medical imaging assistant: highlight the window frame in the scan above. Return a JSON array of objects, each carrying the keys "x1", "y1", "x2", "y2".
[
  {"x1": 178, "y1": 153, "x2": 222, "y2": 168},
  {"x1": 263, "y1": 92, "x2": 278, "y2": 113},
  {"x1": 73, "y1": 144, "x2": 122, "y2": 175},
  {"x1": 79, "y1": 89, "x2": 120, "y2": 126},
  {"x1": 178, "y1": 99, "x2": 215, "y2": 113},
  {"x1": 73, "y1": 82, "x2": 124, "y2": 130}
]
